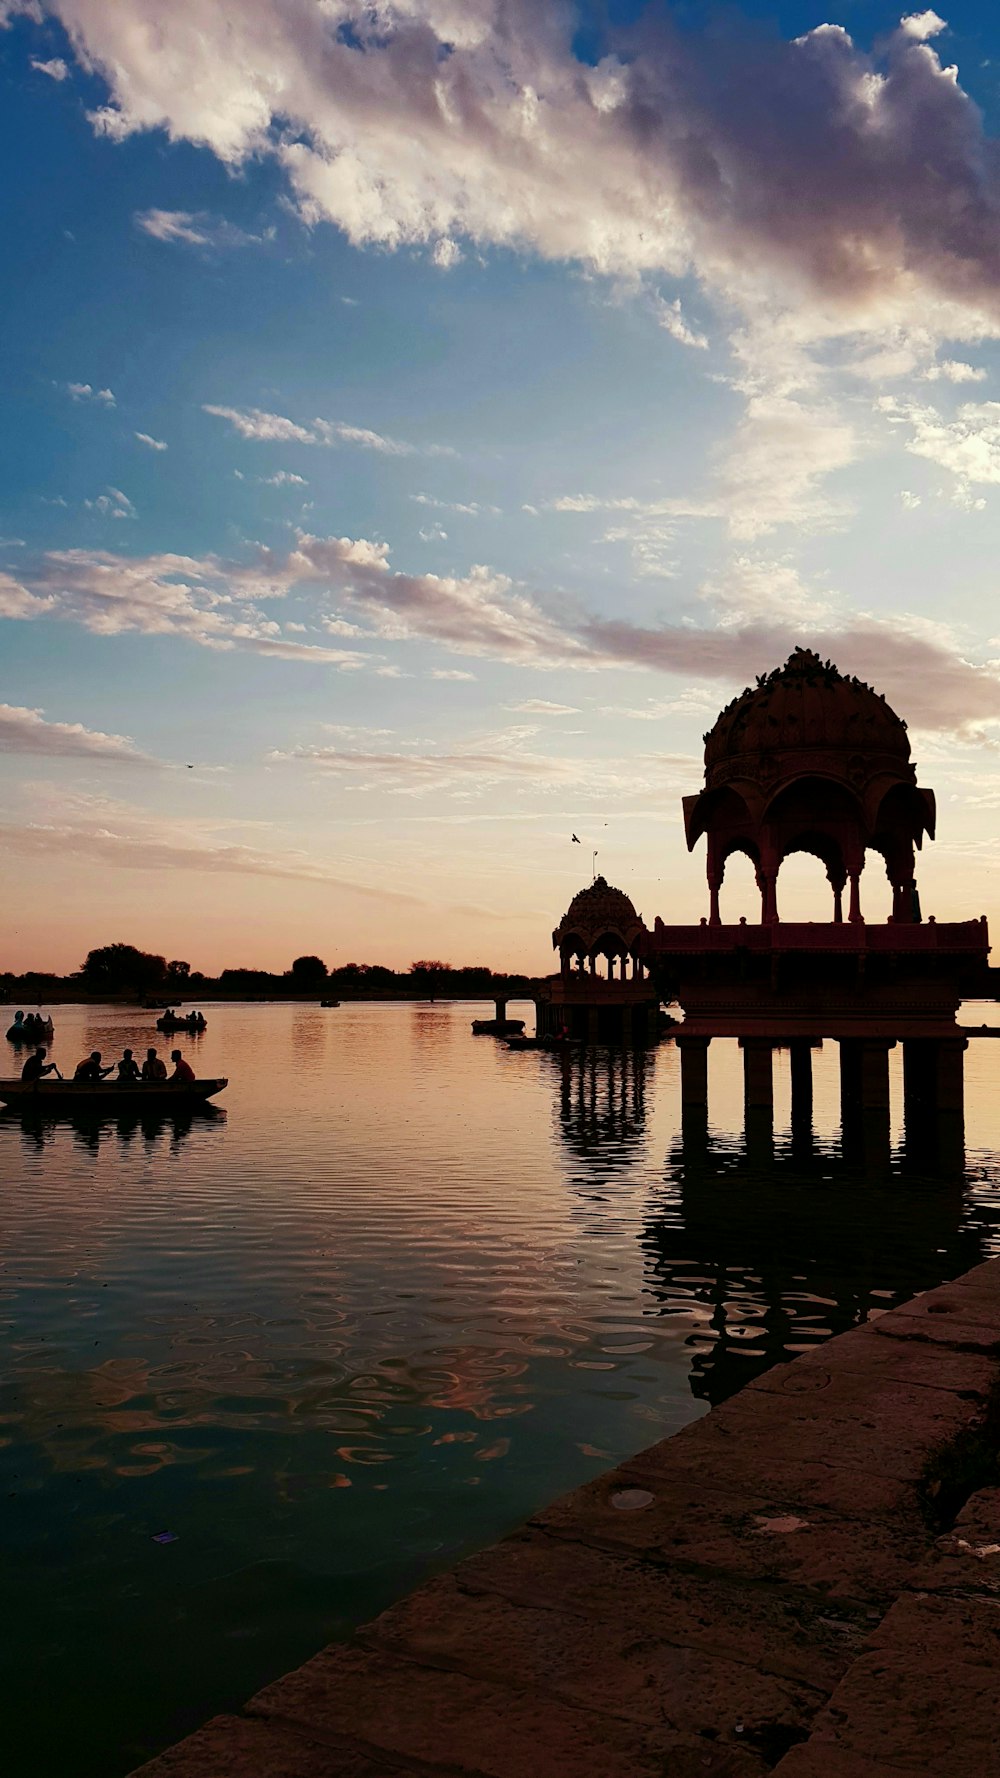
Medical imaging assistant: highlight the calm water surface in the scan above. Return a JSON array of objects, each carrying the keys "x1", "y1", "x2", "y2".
[{"x1": 4, "y1": 1000, "x2": 1000, "y2": 1775}]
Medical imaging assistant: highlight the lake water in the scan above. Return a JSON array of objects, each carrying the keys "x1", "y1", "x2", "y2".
[{"x1": 4, "y1": 999, "x2": 1000, "y2": 1776}]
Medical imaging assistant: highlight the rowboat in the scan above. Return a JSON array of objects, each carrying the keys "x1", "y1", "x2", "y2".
[
  {"x1": 155, "y1": 1015, "x2": 206, "y2": 1033},
  {"x1": 471, "y1": 1018, "x2": 525, "y2": 1036},
  {"x1": 0, "y1": 1077, "x2": 228, "y2": 1111}
]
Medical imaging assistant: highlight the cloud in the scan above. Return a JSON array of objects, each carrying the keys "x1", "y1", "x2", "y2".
[
  {"x1": 135, "y1": 207, "x2": 266, "y2": 247},
  {"x1": 203, "y1": 405, "x2": 318, "y2": 444},
  {"x1": 7, "y1": 528, "x2": 1000, "y2": 740},
  {"x1": 506, "y1": 699, "x2": 581, "y2": 715},
  {"x1": 921, "y1": 361, "x2": 987, "y2": 384},
  {"x1": 411, "y1": 494, "x2": 500, "y2": 516},
  {"x1": 0, "y1": 789, "x2": 426, "y2": 903},
  {"x1": 203, "y1": 405, "x2": 450, "y2": 455},
  {"x1": 431, "y1": 668, "x2": 476, "y2": 680},
  {"x1": 66, "y1": 383, "x2": 115, "y2": 405},
  {"x1": 34, "y1": 2, "x2": 1000, "y2": 343},
  {"x1": 259, "y1": 471, "x2": 308, "y2": 486},
  {"x1": 0, "y1": 703, "x2": 156, "y2": 764},
  {"x1": 135, "y1": 431, "x2": 167, "y2": 451},
  {"x1": 31, "y1": 56, "x2": 68, "y2": 80},
  {"x1": 654, "y1": 296, "x2": 708, "y2": 351},
  {"x1": 85, "y1": 486, "x2": 135, "y2": 520},
  {"x1": 879, "y1": 396, "x2": 1000, "y2": 499}
]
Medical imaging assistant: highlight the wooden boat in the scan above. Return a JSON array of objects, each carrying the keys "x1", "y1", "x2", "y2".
[
  {"x1": 155, "y1": 1013, "x2": 206, "y2": 1033},
  {"x1": 6, "y1": 1017, "x2": 54, "y2": 1043},
  {"x1": 320, "y1": 999, "x2": 340, "y2": 1008},
  {"x1": 0, "y1": 1077, "x2": 228, "y2": 1111},
  {"x1": 471, "y1": 1017, "x2": 525, "y2": 1036}
]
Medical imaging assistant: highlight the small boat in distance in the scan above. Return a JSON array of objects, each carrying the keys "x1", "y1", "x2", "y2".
[
  {"x1": 471, "y1": 1017, "x2": 525, "y2": 1036},
  {"x1": 156, "y1": 1011, "x2": 207, "y2": 1033},
  {"x1": 0, "y1": 1077, "x2": 228, "y2": 1111},
  {"x1": 320, "y1": 999, "x2": 340, "y2": 1007}
]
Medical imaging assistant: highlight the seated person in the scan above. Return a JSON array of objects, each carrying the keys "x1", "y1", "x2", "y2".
[
  {"x1": 142, "y1": 1047, "x2": 167, "y2": 1081},
  {"x1": 21, "y1": 1045, "x2": 62, "y2": 1082},
  {"x1": 74, "y1": 1050, "x2": 114, "y2": 1082},
  {"x1": 170, "y1": 1048, "x2": 196, "y2": 1085},
  {"x1": 117, "y1": 1048, "x2": 141, "y2": 1082}
]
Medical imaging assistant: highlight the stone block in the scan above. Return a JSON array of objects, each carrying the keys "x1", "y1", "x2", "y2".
[
  {"x1": 456, "y1": 1529, "x2": 869, "y2": 1693},
  {"x1": 247, "y1": 1644, "x2": 767, "y2": 1778},
  {"x1": 747, "y1": 1329, "x2": 996, "y2": 1402},
  {"x1": 530, "y1": 1468, "x2": 927, "y2": 1607},
  {"x1": 872, "y1": 1308, "x2": 1000, "y2": 1356},
  {"x1": 808, "y1": 1610, "x2": 1000, "y2": 1777},
  {"x1": 362, "y1": 1571, "x2": 826, "y2": 1750},
  {"x1": 127, "y1": 1715, "x2": 402, "y2": 1778}
]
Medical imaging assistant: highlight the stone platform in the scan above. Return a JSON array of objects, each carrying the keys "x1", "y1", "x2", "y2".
[{"x1": 132, "y1": 1261, "x2": 1000, "y2": 1778}]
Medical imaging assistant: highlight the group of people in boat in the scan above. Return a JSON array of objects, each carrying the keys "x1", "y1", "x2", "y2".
[
  {"x1": 156, "y1": 1011, "x2": 207, "y2": 1032},
  {"x1": 6, "y1": 1011, "x2": 54, "y2": 1043},
  {"x1": 21, "y1": 1045, "x2": 196, "y2": 1086}
]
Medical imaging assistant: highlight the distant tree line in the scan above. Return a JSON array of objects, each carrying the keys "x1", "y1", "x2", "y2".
[{"x1": 0, "y1": 943, "x2": 535, "y2": 1003}]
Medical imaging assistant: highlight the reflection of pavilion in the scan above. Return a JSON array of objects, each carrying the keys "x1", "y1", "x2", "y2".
[
  {"x1": 643, "y1": 1124, "x2": 995, "y2": 1408},
  {"x1": 555, "y1": 1046, "x2": 651, "y2": 1164}
]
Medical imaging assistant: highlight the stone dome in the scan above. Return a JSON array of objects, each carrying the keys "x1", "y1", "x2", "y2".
[
  {"x1": 553, "y1": 877, "x2": 646, "y2": 951},
  {"x1": 704, "y1": 648, "x2": 911, "y2": 787}
]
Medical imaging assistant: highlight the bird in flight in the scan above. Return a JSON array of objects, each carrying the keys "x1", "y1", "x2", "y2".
[{"x1": 571, "y1": 833, "x2": 581, "y2": 843}]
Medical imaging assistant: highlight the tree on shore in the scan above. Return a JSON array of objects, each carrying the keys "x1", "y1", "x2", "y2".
[
  {"x1": 289, "y1": 954, "x2": 327, "y2": 988},
  {"x1": 80, "y1": 943, "x2": 167, "y2": 996}
]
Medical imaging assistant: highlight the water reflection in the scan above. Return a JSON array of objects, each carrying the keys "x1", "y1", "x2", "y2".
[
  {"x1": 3, "y1": 1104, "x2": 224, "y2": 1154},
  {"x1": 553, "y1": 1043, "x2": 1000, "y2": 1410}
]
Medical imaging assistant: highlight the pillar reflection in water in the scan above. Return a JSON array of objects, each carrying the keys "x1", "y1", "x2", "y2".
[{"x1": 552, "y1": 1042, "x2": 996, "y2": 1414}]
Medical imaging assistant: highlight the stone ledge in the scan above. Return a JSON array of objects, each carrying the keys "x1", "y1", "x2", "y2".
[{"x1": 129, "y1": 1259, "x2": 1000, "y2": 1778}]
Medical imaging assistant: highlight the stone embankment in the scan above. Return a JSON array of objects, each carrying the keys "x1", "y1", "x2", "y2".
[{"x1": 134, "y1": 1261, "x2": 1000, "y2": 1778}]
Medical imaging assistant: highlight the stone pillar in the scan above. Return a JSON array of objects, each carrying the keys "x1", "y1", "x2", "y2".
[
  {"x1": 832, "y1": 884, "x2": 844, "y2": 924},
  {"x1": 840, "y1": 1038, "x2": 893, "y2": 1114},
  {"x1": 936, "y1": 1037, "x2": 967, "y2": 1117},
  {"x1": 789, "y1": 1040, "x2": 813, "y2": 1125},
  {"x1": 740, "y1": 1038, "x2": 773, "y2": 1111},
  {"x1": 494, "y1": 997, "x2": 508, "y2": 1022},
  {"x1": 848, "y1": 871, "x2": 863, "y2": 924},
  {"x1": 709, "y1": 879, "x2": 721, "y2": 927},
  {"x1": 676, "y1": 1034, "x2": 710, "y2": 1111}
]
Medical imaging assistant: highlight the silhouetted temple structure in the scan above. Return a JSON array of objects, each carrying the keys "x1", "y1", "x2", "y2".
[
  {"x1": 537, "y1": 649, "x2": 989, "y2": 1147},
  {"x1": 535, "y1": 877, "x2": 661, "y2": 1042}
]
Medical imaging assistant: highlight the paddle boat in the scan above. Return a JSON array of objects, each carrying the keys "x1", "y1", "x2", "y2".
[
  {"x1": 0, "y1": 1077, "x2": 228, "y2": 1112},
  {"x1": 471, "y1": 1016, "x2": 525, "y2": 1036}
]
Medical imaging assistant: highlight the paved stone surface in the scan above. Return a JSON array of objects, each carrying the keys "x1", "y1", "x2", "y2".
[{"x1": 129, "y1": 1261, "x2": 1000, "y2": 1778}]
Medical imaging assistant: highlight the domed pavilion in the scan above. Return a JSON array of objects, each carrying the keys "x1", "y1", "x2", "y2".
[
  {"x1": 552, "y1": 876, "x2": 647, "y2": 980},
  {"x1": 683, "y1": 648, "x2": 935, "y2": 925}
]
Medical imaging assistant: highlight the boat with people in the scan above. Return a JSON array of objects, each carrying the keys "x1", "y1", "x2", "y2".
[
  {"x1": 5, "y1": 1011, "x2": 54, "y2": 1044},
  {"x1": 471, "y1": 1016, "x2": 525, "y2": 1036},
  {"x1": 155, "y1": 1010, "x2": 207, "y2": 1033},
  {"x1": 0, "y1": 1077, "x2": 228, "y2": 1112}
]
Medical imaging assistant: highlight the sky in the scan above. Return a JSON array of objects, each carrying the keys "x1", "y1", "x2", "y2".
[{"x1": 5, "y1": 1, "x2": 1000, "y2": 975}]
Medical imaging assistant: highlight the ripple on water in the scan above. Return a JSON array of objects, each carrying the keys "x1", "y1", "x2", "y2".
[{"x1": 3, "y1": 1001, "x2": 1000, "y2": 1778}]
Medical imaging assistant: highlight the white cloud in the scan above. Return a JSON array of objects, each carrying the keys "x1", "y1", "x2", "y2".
[
  {"x1": 700, "y1": 554, "x2": 835, "y2": 629},
  {"x1": 879, "y1": 396, "x2": 1000, "y2": 494},
  {"x1": 35, "y1": 0, "x2": 1000, "y2": 349},
  {"x1": 411, "y1": 494, "x2": 500, "y2": 516},
  {"x1": 85, "y1": 486, "x2": 135, "y2": 520},
  {"x1": 901, "y1": 489, "x2": 922, "y2": 509},
  {"x1": 506, "y1": 699, "x2": 581, "y2": 715},
  {"x1": 654, "y1": 296, "x2": 708, "y2": 351},
  {"x1": 135, "y1": 207, "x2": 267, "y2": 248},
  {"x1": 31, "y1": 56, "x2": 68, "y2": 80},
  {"x1": 259, "y1": 471, "x2": 308, "y2": 486},
  {"x1": 66, "y1": 383, "x2": 115, "y2": 405},
  {"x1": 135, "y1": 431, "x2": 168, "y2": 451},
  {"x1": 431, "y1": 668, "x2": 477, "y2": 680},
  {"x1": 0, "y1": 703, "x2": 156, "y2": 763},
  {"x1": 922, "y1": 360, "x2": 987, "y2": 383},
  {"x1": 203, "y1": 405, "x2": 451, "y2": 455},
  {"x1": 203, "y1": 405, "x2": 319, "y2": 444}
]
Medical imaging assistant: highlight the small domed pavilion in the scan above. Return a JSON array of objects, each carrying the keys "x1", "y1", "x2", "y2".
[
  {"x1": 683, "y1": 647, "x2": 935, "y2": 924},
  {"x1": 552, "y1": 876, "x2": 648, "y2": 981}
]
